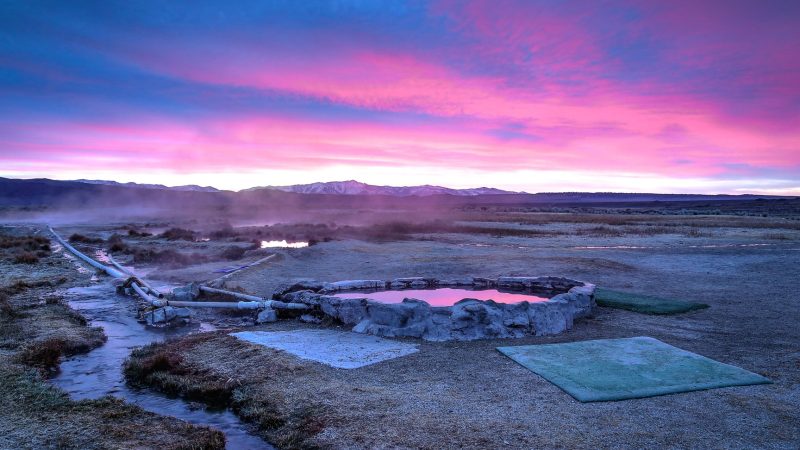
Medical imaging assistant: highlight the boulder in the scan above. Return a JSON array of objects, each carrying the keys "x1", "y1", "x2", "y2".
[
  {"x1": 282, "y1": 290, "x2": 324, "y2": 305},
  {"x1": 143, "y1": 306, "x2": 178, "y2": 325},
  {"x1": 299, "y1": 314, "x2": 322, "y2": 324},
  {"x1": 321, "y1": 280, "x2": 386, "y2": 293},
  {"x1": 256, "y1": 308, "x2": 278, "y2": 323},
  {"x1": 436, "y1": 277, "x2": 476, "y2": 287},
  {"x1": 272, "y1": 279, "x2": 325, "y2": 297},
  {"x1": 172, "y1": 283, "x2": 200, "y2": 302},
  {"x1": 318, "y1": 296, "x2": 368, "y2": 325}
]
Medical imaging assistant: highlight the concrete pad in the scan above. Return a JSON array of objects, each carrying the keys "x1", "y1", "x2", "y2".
[
  {"x1": 231, "y1": 329, "x2": 418, "y2": 369},
  {"x1": 498, "y1": 336, "x2": 771, "y2": 402}
]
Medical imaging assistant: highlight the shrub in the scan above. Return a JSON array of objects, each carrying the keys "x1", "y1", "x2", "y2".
[
  {"x1": 210, "y1": 224, "x2": 237, "y2": 239},
  {"x1": 14, "y1": 252, "x2": 39, "y2": 264},
  {"x1": 106, "y1": 234, "x2": 128, "y2": 252},
  {"x1": 220, "y1": 246, "x2": 247, "y2": 261},
  {"x1": 0, "y1": 235, "x2": 50, "y2": 252},
  {"x1": 109, "y1": 242, "x2": 128, "y2": 253},
  {"x1": 18, "y1": 338, "x2": 66, "y2": 369},
  {"x1": 68, "y1": 233, "x2": 104, "y2": 244},
  {"x1": 159, "y1": 228, "x2": 196, "y2": 241}
]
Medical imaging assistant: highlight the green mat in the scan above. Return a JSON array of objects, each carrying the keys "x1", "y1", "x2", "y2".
[
  {"x1": 498, "y1": 337, "x2": 771, "y2": 402},
  {"x1": 595, "y1": 288, "x2": 709, "y2": 315}
]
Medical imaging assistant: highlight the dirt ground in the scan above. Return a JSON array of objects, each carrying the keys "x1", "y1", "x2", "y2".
[
  {"x1": 0, "y1": 226, "x2": 225, "y2": 450},
  {"x1": 120, "y1": 214, "x2": 800, "y2": 449}
]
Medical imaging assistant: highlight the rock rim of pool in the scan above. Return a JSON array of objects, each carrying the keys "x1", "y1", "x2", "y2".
[{"x1": 274, "y1": 276, "x2": 595, "y2": 341}]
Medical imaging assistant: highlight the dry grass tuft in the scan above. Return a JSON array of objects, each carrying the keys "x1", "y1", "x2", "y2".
[
  {"x1": 13, "y1": 251, "x2": 39, "y2": 264},
  {"x1": 68, "y1": 233, "x2": 103, "y2": 244},
  {"x1": 159, "y1": 227, "x2": 196, "y2": 241},
  {"x1": 16, "y1": 338, "x2": 67, "y2": 369},
  {"x1": 0, "y1": 291, "x2": 15, "y2": 318}
]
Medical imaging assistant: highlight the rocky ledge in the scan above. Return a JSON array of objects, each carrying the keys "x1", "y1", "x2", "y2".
[{"x1": 274, "y1": 276, "x2": 595, "y2": 341}]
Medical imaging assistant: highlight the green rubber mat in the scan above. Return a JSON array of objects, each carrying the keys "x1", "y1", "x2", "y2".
[
  {"x1": 595, "y1": 288, "x2": 709, "y2": 315},
  {"x1": 498, "y1": 337, "x2": 771, "y2": 402}
]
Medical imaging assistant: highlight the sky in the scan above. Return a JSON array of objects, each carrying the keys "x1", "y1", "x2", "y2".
[{"x1": 1, "y1": 0, "x2": 799, "y2": 194}]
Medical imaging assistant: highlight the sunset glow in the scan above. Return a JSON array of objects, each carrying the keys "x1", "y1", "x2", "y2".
[{"x1": 1, "y1": 1, "x2": 798, "y2": 193}]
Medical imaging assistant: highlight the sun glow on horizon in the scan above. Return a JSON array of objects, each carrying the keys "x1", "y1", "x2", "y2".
[{"x1": 1, "y1": 1, "x2": 798, "y2": 194}]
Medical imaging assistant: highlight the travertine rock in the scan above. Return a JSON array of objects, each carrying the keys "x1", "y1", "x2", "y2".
[{"x1": 281, "y1": 277, "x2": 596, "y2": 341}]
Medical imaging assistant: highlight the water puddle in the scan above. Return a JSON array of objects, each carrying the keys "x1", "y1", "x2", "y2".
[
  {"x1": 457, "y1": 242, "x2": 795, "y2": 251},
  {"x1": 260, "y1": 240, "x2": 308, "y2": 249},
  {"x1": 51, "y1": 283, "x2": 271, "y2": 449},
  {"x1": 571, "y1": 243, "x2": 778, "y2": 250},
  {"x1": 335, "y1": 288, "x2": 552, "y2": 307}
]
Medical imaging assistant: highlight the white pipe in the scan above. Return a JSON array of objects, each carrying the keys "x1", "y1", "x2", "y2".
[
  {"x1": 199, "y1": 285, "x2": 264, "y2": 302},
  {"x1": 267, "y1": 300, "x2": 309, "y2": 310},
  {"x1": 107, "y1": 252, "x2": 163, "y2": 297},
  {"x1": 207, "y1": 254, "x2": 277, "y2": 286},
  {"x1": 106, "y1": 252, "x2": 133, "y2": 275},
  {"x1": 197, "y1": 286, "x2": 308, "y2": 310},
  {"x1": 131, "y1": 282, "x2": 166, "y2": 307},
  {"x1": 166, "y1": 300, "x2": 262, "y2": 308},
  {"x1": 50, "y1": 226, "x2": 306, "y2": 314},
  {"x1": 49, "y1": 226, "x2": 126, "y2": 279}
]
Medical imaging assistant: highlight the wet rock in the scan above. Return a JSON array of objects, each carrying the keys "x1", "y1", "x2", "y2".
[
  {"x1": 497, "y1": 277, "x2": 534, "y2": 290},
  {"x1": 299, "y1": 314, "x2": 322, "y2": 324},
  {"x1": 436, "y1": 277, "x2": 476, "y2": 287},
  {"x1": 272, "y1": 279, "x2": 325, "y2": 297},
  {"x1": 389, "y1": 277, "x2": 427, "y2": 289},
  {"x1": 172, "y1": 283, "x2": 200, "y2": 302},
  {"x1": 321, "y1": 280, "x2": 387, "y2": 292},
  {"x1": 143, "y1": 306, "x2": 178, "y2": 325},
  {"x1": 567, "y1": 283, "x2": 596, "y2": 317},
  {"x1": 174, "y1": 307, "x2": 192, "y2": 318},
  {"x1": 282, "y1": 290, "x2": 323, "y2": 305},
  {"x1": 318, "y1": 296, "x2": 368, "y2": 325},
  {"x1": 450, "y1": 299, "x2": 506, "y2": 340},
  {"x1": 256, "y1": 308, "x2": 278, "y2": 323}
]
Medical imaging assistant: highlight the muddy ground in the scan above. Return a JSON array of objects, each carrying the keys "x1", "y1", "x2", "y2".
[
  {"x1": 4, "y1": 210, "x2": 800, "y2": 449},
  {"x1": 120, "y1": 213, "x2": 800, "y2": 449},
  {"x1": 0, "y1": 226, "x2": 225, "y2": 449}
]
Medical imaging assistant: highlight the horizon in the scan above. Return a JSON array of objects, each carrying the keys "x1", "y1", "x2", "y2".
[
  {"x1": 3, "y1": 175, "x2": 798, "y2": 197},
  {"x1": 1, "y1": 1, "x2": 799, "y2": 195}
]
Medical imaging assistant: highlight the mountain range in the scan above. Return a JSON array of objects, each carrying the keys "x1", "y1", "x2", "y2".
[
  {"x1": 252, "y1": 180, "x2": 517, "y2": 196},
  {"x1": 0, "y1": 177, "x2": 795, "y2": 212},
  {"x1": 76, "y1": 179, "x2": 220, "y2": 192}
]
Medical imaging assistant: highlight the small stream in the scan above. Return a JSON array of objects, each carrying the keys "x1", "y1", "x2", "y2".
[{"x1": 51, "y1": 283, "x2": 272, "y2": 449}]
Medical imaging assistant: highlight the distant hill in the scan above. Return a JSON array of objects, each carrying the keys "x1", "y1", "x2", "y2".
[
  {"x1": 75, "y1": 179, "x2": 220, "y2": 192},
  {"x1": 250, "y1": 180, "x2": 516, "y2": 196}
]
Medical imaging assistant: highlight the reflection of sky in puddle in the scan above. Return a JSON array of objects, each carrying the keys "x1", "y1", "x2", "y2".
[
  {"x1": 261, "y1": 240, "x2": 308, "y2": 248},
  {"x1": 335, "y1": 288, "x2": 551, "y2": 307}
]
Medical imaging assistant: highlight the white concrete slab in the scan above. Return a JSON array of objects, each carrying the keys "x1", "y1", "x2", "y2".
[{"x1": 231, "y1": 329, "x2": 419, "y2": 369}]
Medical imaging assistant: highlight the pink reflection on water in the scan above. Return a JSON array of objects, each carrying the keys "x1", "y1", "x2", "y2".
[{"x1": 334, "y1": 288, "x2": 551, "y2": 307}]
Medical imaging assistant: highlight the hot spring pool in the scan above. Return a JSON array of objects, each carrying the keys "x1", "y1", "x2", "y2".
[
  {"x1": 334, "y1": 288, "x2": 552, "y2": 307},
  {"x1": 277, "y1": 276, "x2": 596, "y2": 341}
]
